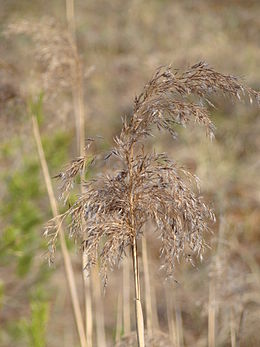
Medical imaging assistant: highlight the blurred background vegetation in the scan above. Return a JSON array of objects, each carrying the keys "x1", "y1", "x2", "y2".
[{"x1": 0, "y1": 1, "x2": 259, "y2": 346}]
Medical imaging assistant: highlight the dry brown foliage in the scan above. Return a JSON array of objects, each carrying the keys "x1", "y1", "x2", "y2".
[
  {"x1": 45, "y1": 62, "x2": 259, "y2": 284},
  {"x1": 53, "y1": 141, "x2": 95, "y2": 203},
  {"x1": 115, "y1": 330, "x2": 174, "y2": 347}
]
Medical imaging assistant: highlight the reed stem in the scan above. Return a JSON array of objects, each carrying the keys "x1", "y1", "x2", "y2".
[
  {"x1": 32, "y1": 115, "x2": 87, "y2": 347},
  {"x1": 132, "y1": 237, "x2": 145, "y2": 347},
  {"x1": 65, "y1": 1, "x2": 94, "y2": 344}
]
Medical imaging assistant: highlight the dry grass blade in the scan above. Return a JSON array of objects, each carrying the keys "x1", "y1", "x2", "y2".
[{"x1": 31, "y1": 115, "x2": 87, "y2": 347}]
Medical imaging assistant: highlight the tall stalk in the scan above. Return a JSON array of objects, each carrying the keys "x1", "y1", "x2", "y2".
[
  {"x1": 65, "y1": 2, "x2": 94, "y2": 345},
  {"x1": 132, "y1": 238, "x2": 145, "y2": 347},
  {"x1": 31, "y1": 115, "x2": 87, "y2": 347},
  {"x1": 165, "y1": 286, "x2": 177, "y2": 346},
  {"x1": 66, "y1": 0, "x2": 76, "y2": 41},
  {"x1": 128, "y1": 144, "x2": 145, "y2": 347}
]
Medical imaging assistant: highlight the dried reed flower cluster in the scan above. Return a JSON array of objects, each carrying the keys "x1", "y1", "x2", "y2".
[
  {"x1": 5, "y1": 18, "x2": 79, "y2": 95},
  {"x1": 53, "y1": 141, "x2": 95, "y2": 204},
  {"x1": 46, "y1": 62, "x2": 258, "y2": 279},
  {"x1": 45, "y1": 62, "x2": 259, "y2": 346}
]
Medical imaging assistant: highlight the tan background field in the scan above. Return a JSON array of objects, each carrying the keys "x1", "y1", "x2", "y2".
[{"x1": 0, "y1": 1, "x2": 259, "y2": 346}]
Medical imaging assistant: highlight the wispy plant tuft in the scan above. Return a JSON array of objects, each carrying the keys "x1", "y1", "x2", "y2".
[
  {"x1": 53, "y1": 140, "x2": 95, "y2": 204},
  {"x1": 44, "y1": 62, "x2": 259, "y2": 346},
  {"x1": 45, "y1": 62, "x2": 258, "y2": 277}
]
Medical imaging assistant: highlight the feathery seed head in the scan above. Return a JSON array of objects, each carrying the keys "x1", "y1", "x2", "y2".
[{"x1": 45, "y1": 62, "x2": 259, "y2": 283}]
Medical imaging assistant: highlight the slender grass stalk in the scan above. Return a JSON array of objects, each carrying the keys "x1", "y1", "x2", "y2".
[
  {"x1": 83, "y1": 256, "x2": 93, "y2": 347},
  {"x1": 129, "y1": 140, "x2": 145, "y2": 347},
  {"x1": 165, "y1": 286, "x2": 177, "y2": 346},
  {"x1": 77, "y1": 57, "x2": 94, "y2": 347},
  {"x1": 31, "y1": 115, "x2": 87, "y2": 347},
  {"x1": 237, "y1": 310, "x2": 245, "y2": 347},
  {"x1": 66, "y1": 0, "x2": 76, "y2": 40},
  {"x1": 132, "y1": 237, "x2": 145, "y2": 347},
  {"x1": 208, "y1": 216, "x2": 225, "y2": 347},
  {"x1": 230, "y1": 308, "x2": 236, "y2": 347},
  {"x1": 175, "y1": 300, "x2": 184, "y2": 347},
  {"x1": 65, "y1": 2, "x2": 95, "y2": 345},
  {"x1": 142, "y1": 237, "x2": 153, "y2": 334}
]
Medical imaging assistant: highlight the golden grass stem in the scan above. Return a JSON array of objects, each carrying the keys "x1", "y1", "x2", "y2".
[
  {"x1": 75, "y1": 61, "x2": 86, "y2": 158},
  {"x1": 65, "y1": 1, "x2": 95, "y2": 344},
  {"x1": 82, "y1": 256, "x2": 93, "y2": 347},
  {"x1": 132, "y1": 237, "x2": 145, "y2": 347},
  {"x1": 31, "y1": 115, "x2": 87, "y2": 347}
]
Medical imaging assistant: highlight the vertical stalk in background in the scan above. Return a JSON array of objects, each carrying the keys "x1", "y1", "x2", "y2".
[
  {"x1": 132, "y1": 237, "x2": 145, "y2": 347},
  {"x1": 175, "y1": 301, "x2": 184, "y2": 347},
  {"x1": 208, "y1": 216, "x2": 224, "y2": 347},
  {"x1": 230, "y1": 308, "x2": 236, "y2": 347},
  {"x1": 65, "y1": 2, "x2": 95, "y2": 346},
  {"x1": 83, "y1": 255, "x2": 93, "y2": 347},
  {"x1": 31, "y1": 115, "x2": 87, "y2": 347},
  {"x1": 142, "y1": 237, "x2": 153, "y2": 334},
  {"x1": 165, "y1": 286, "x2": 177, "y2": 347},
  {"x1": 66, "y1": 0, "x2": 76, "y2": 40}
]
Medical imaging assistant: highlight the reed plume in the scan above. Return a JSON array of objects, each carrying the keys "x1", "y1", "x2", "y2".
[
  {"x1": 6, "y1": 18, "x2": 78, "y2": 95},
  {"x1": 45, "y1": 62, "x2": 259, "y2": 346}
]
